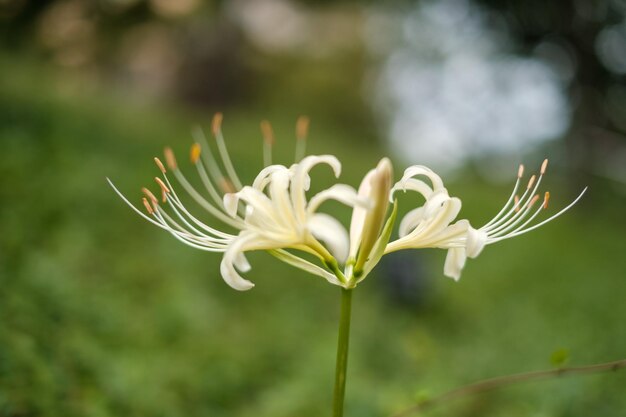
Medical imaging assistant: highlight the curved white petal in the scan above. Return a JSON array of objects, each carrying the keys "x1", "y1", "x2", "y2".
[
  {"x1": 223, "y1": 193, "x2": 239, "y2": 217},
  {"x1": 269, "y1": 249, "x2": 342, "y2": 286},
  {"x1": 220, "y1": 232, "x2": 264, "y2": 291},
  {"x1": 390, "y1": 178, "x2": 435, "y2": 201},
  {"x1": 291, "y1": 155, "x2": 341, "y2": 223},
  {"x1": 400, "y1": 165, "x2": 445, "y2": 191},
  {"x1": 269, "y1": 168, "x2": 297, "y2": 230},
  {"x1": 252, "y1": 164, "x2": 289, "y2": 191},
  {"x1": 444, "y1": 247, "x2": 467, "y2": 281},
  {"x1": 466, "y1": 226, "x2": 488, "y2": 258},
  {"x1": 234, "y1": 252, "x2": 251, "y2": 272},
  {"x1": 398, "y1": 207, "x2": 425, "y2": 238},
  {"x1": 308, "y1": 213, "x2": 349, "y2": 263},
  {"x1": 307, "y1": 184, "x2": 369, "y2": 216}
]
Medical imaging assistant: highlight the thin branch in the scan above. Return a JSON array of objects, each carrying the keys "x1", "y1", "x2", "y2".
[{"x1": 390, "y1": 358, "x2": 626, "y2": 417}]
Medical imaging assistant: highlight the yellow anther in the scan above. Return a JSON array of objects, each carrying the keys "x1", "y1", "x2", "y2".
[
  {"x1": 141, "y1": 187, "x2": 158, "y2": 205},
  {"x1": 154, "y1": 157, "x2": 166, "y2": 173},
  {"x1": 541, "y1": 159, "x2": 549, "y2": 175},
  {"x1": 164, "y1": 147, "x2": 177, "y2": 170},
  {"x1": 212, "y1": 112, "x2": 223, "y2": 136},
  {"x1": 296, "y1": 116, "x2": 310, "y2": 141},
  {"x1": 543, "y1": 191, "x2": 550, "y2": 209},
  {"x1": 219, "y1": 178, "x2": 236, "y2": 194},
  {"x1": 517, "y1": 164, "x2": 524, "y2": 179},
  {"x1": 260, "y1": 120, "x2": 275, "y2": 145},
  {"x1": 514, "y1": 195, "x2": 520, "y2": 212},
  {"x1": 527, "y1": 174, "x2": 536, "y2": 189},
  {"x1": 155, "y1": 177, "x2": 170, "y2": 202},
  {"x1": 142, "y1": 197, "x2": 154, "y2": 215},
  {"x1": 190, "y1": 143, "x2": 202, "y2": 164}
]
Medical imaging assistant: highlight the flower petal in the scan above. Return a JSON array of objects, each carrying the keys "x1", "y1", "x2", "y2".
[
  {"x1": 252, "y1": 164, "x2": 289, "y2": 191},
  {"x1": 307, "y1": 184, "x2": 369, "y2": 216},
  {"x1": 466, "y1": 226, "x2": 488, "y2": 258},
  {"x1": 399, "y1": 165, "x2": 445, "y2": 191},
  {"x1": 348, "y1": 168, "x2": 376, "y2": 258},
  {"x1": 268, "y1": 249, "x2": 342, "y2": 286},
  {"x1": 398, "y1": 207, "x2": 425, "y2": 238},
  {"x1": 308, "y1": 213, "x2": 349, "y2": 263},
  {"x1": 444, "y1": 247, "x2": 467, "y2": 281},
  {"x1": 220, "y1": 232, "x2": 264, "y2": 290},
  {"x1": 291, "y1": 155, "x2": 341, "y2": 223}
]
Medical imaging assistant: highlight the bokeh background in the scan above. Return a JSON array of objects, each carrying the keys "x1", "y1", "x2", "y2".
[{"x1": 1, "y1": 0, "x2": 626, "y2": 416}]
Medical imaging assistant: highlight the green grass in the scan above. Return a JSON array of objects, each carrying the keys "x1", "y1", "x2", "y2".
[{"x1": 1, "y1": 56, "x2": 625, "y2": 417}]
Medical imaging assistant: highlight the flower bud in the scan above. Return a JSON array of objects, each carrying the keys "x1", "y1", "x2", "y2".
[{"x1": 353, "y1": 158, "x2": 393, "y2": 274}]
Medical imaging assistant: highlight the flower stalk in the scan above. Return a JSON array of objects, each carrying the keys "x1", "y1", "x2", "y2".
[{"x1": 332, "y1": 288, "x2": 353, "y2": 417}]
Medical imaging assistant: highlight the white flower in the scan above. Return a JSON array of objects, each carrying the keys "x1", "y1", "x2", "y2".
[
  {"x1": 385, "y1": 159, "x2": 587, "y2": 281},
  {"x1": 109, "y1": 114, "x2": 367, "y2": 291},
  {"x1": 110, "y1": 114, "x2": 586, "y2": 290}
]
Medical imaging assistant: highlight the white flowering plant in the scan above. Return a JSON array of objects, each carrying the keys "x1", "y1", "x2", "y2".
[{"x1": 109, "y1": 114, "x2": 586, "y2": 417}]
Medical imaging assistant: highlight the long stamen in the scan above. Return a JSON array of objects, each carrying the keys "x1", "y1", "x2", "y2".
[
  {"x1": 191, "y1": 126, "x2": 227, "y2": 187},
  {"x1": 190, "y1": 143, "x2": 229, "y2": 209},
  {"x1": 489, "y1": 194, "x2": 540, "y2": 237},
  {"x1": 500, "y1": 192, "x2": 550, "y2": 237},
  {"x1": 161, "y1": 148, "x2": 244, "y2": 229},
  {"x1": 261, "y1": 120, "x2": 274, "y2": 167},
  {"x1": 295, "y1": 115, "x2": 309, "y2": 162},
  {"x1": 158, "y1": 198, "x2": 231, "y2": 245},
  {"x1": 152, "y1": 209, "x2": 228, "y2": 252},
  {"x1": 212, "y1": 113, "x2": 243, "y2": 190},
  {"x1": 484, "y1": 161, "x2": 547, "y2": 232},
  {"x1": 163, "y1": 186, "x2": 236, "y2": 239},
  {"x1": 489, "y1": 187, "x2": 587, "y2": 243},
  {"x1": 482, "y1": 164, "x2": 523, "y2": 228}
]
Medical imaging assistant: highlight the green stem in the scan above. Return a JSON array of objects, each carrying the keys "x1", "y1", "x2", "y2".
[{"x1": 332, "y1": 288, "x2": 353, "y2": 417}]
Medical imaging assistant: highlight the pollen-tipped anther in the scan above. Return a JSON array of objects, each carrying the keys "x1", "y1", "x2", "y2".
[
  {"x1": 190, "y1": 143, "x2": 202, "y2": 164},
  {"x1": 541, "y1": 159, "x2": 549, "y2": 175},
  {"x1": 142, "y1": 197, "x2": 154, "y2": 215},
  {"x1": 154, "y1": 157, "x2": 166, "y2": 173},
  {"x1": 296, "y1": 116, "x2": 310, "y2": 141},
  {"x1": 212, "y1": 112, "x2": 223, "y2": 136},
  {"x1": 141, "y1": 187, "x2": 158, "y2": 205},
  {"x1": 219, "y1": 178, "x2": 236, "y2": 194},
  {"x1": 260, "y1": 120, "x2": 275, "y2": 145},
  {"x1": 514, "y1": 195, "x2": 520, "y2": 212},
  {"x1": 528, "y1": 194, "x2": 540, "y2": 208},
  {"x1": 527, "y1": 175, "x2": 536, "y2": 189},
  {"x1": 155, "y1": 177, "x2": 170, "y2": 202},
  {"x1": 517, "y1": 164, "x2": 524, "y2": 178},
  {"x1": 164, "y1": 147, "x2": 177, "y2": 170},
  {"x1": 543, "y1": 191, "x2": 550, "y2": 209}
]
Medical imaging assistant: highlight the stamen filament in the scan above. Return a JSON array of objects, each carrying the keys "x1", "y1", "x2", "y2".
[
  {"x1": 295, "y1": 115, "x2": 309, "y2": 162},
  {"x1": 212, "y1": 113, "x2": 243, "y2": 190},
  {"x1": 261, "y1": 120, "x2": 274, "y2": 167},
  {"x1": 191, "y1": 126, "x2": 227, "y2": 188},
  {"x1": 162, "y1": 169, "x2": 244, "y2": 229},
  {"x1": 489, "y1": 187, "x2": 587, "y2": 243}
]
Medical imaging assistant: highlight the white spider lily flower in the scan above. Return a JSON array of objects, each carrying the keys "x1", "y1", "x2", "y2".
[
  {"x1": 109, "y1": 115, "x2": 367, "y2": 291},
  {"x1": 385, "y1": 159, "x2": 587, "y2": 281},
  {"x1": 442, "y1": 160, "x2": 587, "y2": 280},
  {"x1": 221, "y1": 155, "x2": 368, "y2": 289},
  {"x1": 383, "y1": 165, "x2": 470, "y2": 279}
]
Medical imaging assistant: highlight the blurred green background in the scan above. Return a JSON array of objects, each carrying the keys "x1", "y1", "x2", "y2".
[{"x1": 1, "y1": 0, "x2": 626, "y2": 416}]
